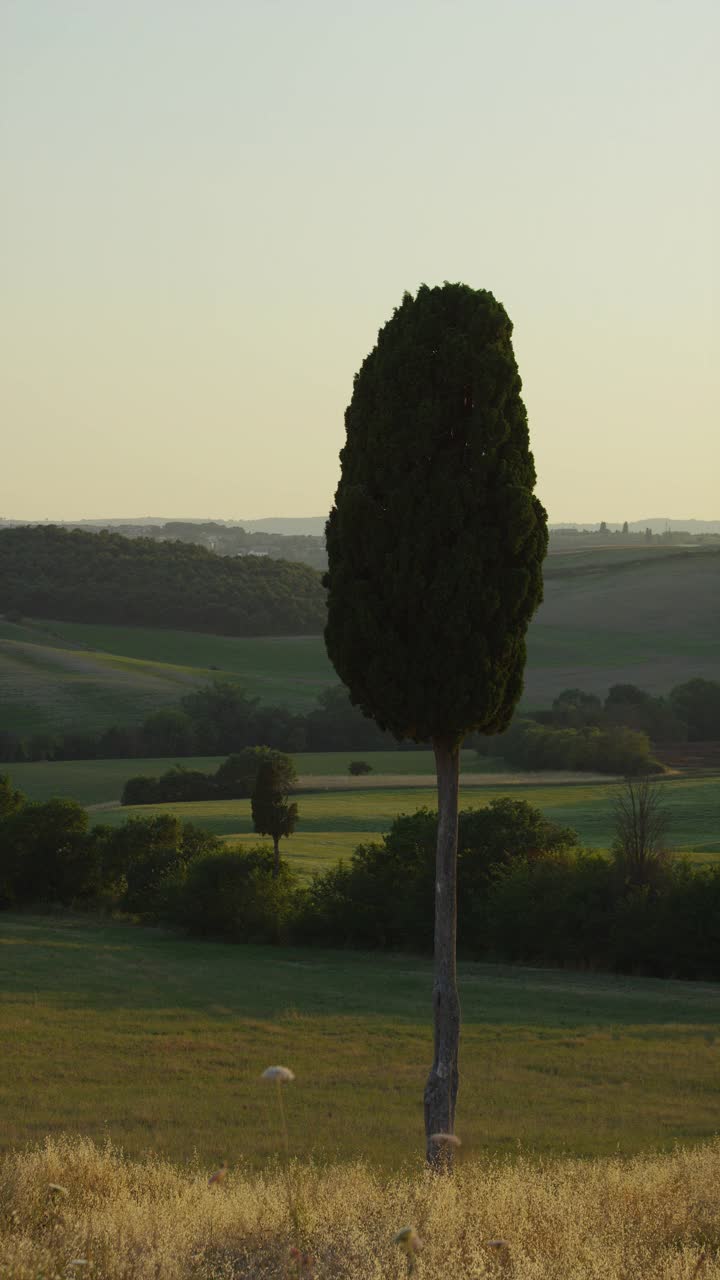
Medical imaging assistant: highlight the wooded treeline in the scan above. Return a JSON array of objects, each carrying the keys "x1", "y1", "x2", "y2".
[
  {"x1": 4, "y1": 676, "x2": 718, "y2": 771},
  {"x1": 0, "y1": 682, "x2": 403, "y2": 763},
  {"x1": 0, "y1": 526, "x2": 326, "y2": 634}
]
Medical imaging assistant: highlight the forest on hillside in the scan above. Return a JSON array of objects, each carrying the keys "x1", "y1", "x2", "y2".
[{"x1": 0, "y1": 526, "x2": 326, "y2": 635}]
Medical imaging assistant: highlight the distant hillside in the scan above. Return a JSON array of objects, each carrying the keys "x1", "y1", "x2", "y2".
[
  {"x1": 524, "y1": 544, "x2": 720, "y2": 704},
  {"x1": 0, "y1": 515, "x2": 329, "y2": 535},
  {"x1": 234, "y1": 516, "x2": 327, "y2": 535},
  {"x1": 0, "y1": 526, "x2": 326, "y2": 637},
  {"x1": 0, "y1": 517, "x2": 329, "y2": 571},
  {"x1": 137, "y1": 520, "x2": 327, "y2": 570}
]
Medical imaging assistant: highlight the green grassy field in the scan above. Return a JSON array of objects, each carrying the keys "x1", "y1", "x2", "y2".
[
  {"x1": 0, "y1": 619, "x2": 336, "y2": 731},
  {"x1": 97, "y1": 776, "x2": 720, "y2": 874},
  {"x1": 104, "y1": 775, "x2": 719, "y2": 852},
  {"x1": 2, "y1": 914, "x2": 720, "y2": 1169},
  {"x1": 2, "y1": 545, "x2": 719, "y2": 735}
]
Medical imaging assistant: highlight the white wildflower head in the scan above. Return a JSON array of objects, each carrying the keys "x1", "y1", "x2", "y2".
[
  {"x1": 430, "y1": 1131, "x2": 462, "y2": 1147},
  {"x1": 261, "y1": 1065, "x2": 295, "y2": 1082},
  {"x1": 48, "y1": 1184, "x2": 69, "y2": 1196}
]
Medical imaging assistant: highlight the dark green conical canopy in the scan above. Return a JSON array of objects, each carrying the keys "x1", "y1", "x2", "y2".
[{"x1": 324, "y1": 282, "x2": 548, "y2": 745}]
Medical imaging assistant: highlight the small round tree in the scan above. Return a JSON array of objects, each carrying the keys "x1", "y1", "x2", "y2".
[{"x1": 324, "y1": 282, "x2": 548, "y2": 1163}]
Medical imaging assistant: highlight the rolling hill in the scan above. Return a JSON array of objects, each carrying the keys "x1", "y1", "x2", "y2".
[{"x1": 1, "y1": 543, "x2": 718, "y2": 738}]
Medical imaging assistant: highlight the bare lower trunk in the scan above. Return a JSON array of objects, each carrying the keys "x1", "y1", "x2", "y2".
[
  {"x1": 424, "y1": 738, "x2": 461, "y2": 1168},
  {"x1": 273, "y1": 835, "x2": 280, "y2": 878}
]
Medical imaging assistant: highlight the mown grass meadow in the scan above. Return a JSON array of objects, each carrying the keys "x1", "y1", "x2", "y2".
[{"x1": 2, "y1": 915, "x2": 720, "y2": 1172}]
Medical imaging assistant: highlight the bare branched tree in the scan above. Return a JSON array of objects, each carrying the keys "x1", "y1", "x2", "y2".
[{"x1": 612, "y1": 776, "x2": 671, "y2": 887}]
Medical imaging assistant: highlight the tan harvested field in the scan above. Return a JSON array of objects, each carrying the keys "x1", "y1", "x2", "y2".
[
  {"x1": 296, "y1": 770, "x2": 622, "y2": 790},
  {"x1": 2, "y1": 1135, "x2": 719, "y2": 1279}
]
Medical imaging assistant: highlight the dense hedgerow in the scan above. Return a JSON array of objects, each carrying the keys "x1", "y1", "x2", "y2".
[
  {"x1": 5, "y1": 676, "x2": 720, "y2": 766},
  {"x1": 477, "y1": 717, "x2": 661, "y2": 775},
  {"x1": 121, "y1": 746, "x2": 286, "y2": 805}
]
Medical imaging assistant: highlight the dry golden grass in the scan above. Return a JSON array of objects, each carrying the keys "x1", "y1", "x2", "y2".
[{"x1": 1, "y1": 1135, "x2": 719, "y2": 1279}]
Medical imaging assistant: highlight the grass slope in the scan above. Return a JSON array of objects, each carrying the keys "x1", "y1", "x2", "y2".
[
  {"x1": 0, "y1": 620, "x2": 335, "y2": 732},
  {"x1": 2, "y1": 544, "x2": 719, "y2": 736},
  {"x1": 2, "y1": 915, "x2": 720, "y2": 1171},
  {"x1": 525, "y1": 544, "x2": 720, "y2": 703}
]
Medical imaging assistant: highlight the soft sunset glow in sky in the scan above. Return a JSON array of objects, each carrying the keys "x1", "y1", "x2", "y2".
[{"x1": 1, "y1": 0, "x2": 718, "y2": 523}]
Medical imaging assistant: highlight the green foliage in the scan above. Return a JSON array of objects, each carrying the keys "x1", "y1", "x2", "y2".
[
  {"x1": 179, "y1": 846, "x2": 298, "y2": 942},
  {"x1": 141, "y1": 709, "x2": 196, "y2": 756},
  {"x1": 303, "y1": 685, "x2": 392, "y2": 750},
  {"x1": 97, "y1": 815, "x2": 220, "y2": 916},
  {"x1": 296, "y1": 799, "x2": 577, "y2": 950},
  {"x1": 669, "y1": 678, "x2": 720, "y2": 740},
  {"x1": 0, "y1": 772, "x2": 219, "y2": 914},
  {"x1": 179, "y1": 681, "x2": 262, "y2": 753},
  {"x1": 0, "y1": 525, "x2": 326, "y2": 636},
  {"x1": 325, "y1": 282, "x2": 548, "y2": 744},
  {"x1": 251, "y1": 756, "x2": 299, "y2": 869},
  {"x1": 485, "y1": 852, "x2": 720, "y2": 979},
  {"x1": 550, "y1": 688, "x2": 603, "y2": 727},
  {"x1": 484, "y1": 718, "x2": 660, "y2": 775},
  {"x1": 121, "y1": 746, "x2": 292, "y2": 806},
  {"x1": 485, "y1": 851, "x2": 621, "y2": 967},
  {"x1": 6, "y1": 666, "x2": 720, "y2": 768},
  {"x1": 213, "y1": 747, "x2": 277, "y2": 797},
  {"x1": 0, "y1": 773, "x2": 25, "y2": 819},
  {"x1": 348, "y1": 760, "x2": 373, "y2": 775},
  {"x1": 0, "y1": 797, "x2": 97, "y2": 906},
  {"x1": 604, "y1": 684, "x2": 685, "y2": 742}
]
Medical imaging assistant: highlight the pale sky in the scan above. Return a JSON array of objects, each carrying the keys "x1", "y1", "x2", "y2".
[{"x1": 2, "y1": 0, "x2": 718, "y2": 524}]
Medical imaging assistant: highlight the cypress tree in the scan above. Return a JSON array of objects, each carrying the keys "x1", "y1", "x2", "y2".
[
  {"x1": 250, "y1": 755, "x2": 299, "y2": 878},
  {"x1": 324, "y1": 282, "x2": 548, "y2": 1163}
]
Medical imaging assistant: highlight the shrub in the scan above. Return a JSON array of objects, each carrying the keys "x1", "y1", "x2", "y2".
[
  {"x1": 178, "y1": 846, "x2": 299, "y2": 943},
  {"x1": 99, "y1": 816, "x2": 220, "y2": 917},
  {"x1": 348, "y1": 760, "x2": 373, "y2": 775},
  {"x1": 484, "y1": 851, "x2": 616, "y2": 969},
  {"x1": 296, "y1": 800, "x2": 578, "y2": 952},
  {"x1": 484, "y1": 718, "x2": 660, "y2": 775},
  {"x1": 121, "y1": 775, "x2": 161, "y2": 805},
  {"x1": 0, "y1": 797, "x2": 99, "y2": 907}
]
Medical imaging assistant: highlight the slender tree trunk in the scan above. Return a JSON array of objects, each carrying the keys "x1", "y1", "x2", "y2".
[
  {"x1": 272, "y1": 834, "x2": 280, "y2": 879},
  {"x1": 424, "y1": 738, "x2": 461, "y2": 1167}
]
